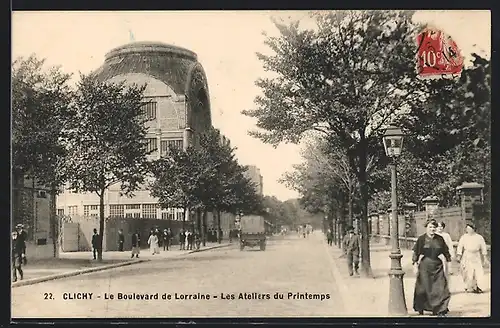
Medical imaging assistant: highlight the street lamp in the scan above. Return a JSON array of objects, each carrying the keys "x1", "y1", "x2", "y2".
[{"x1": 383, "y1": 125, "x2": 407, "y2": 316}]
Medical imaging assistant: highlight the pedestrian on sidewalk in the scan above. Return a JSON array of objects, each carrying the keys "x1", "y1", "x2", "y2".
[
  {"x1": 326, "y1": 228, "x2": 333, "y2": 246},
  {"x1": 187, "y1": 230, "x2": 195, "y2": 250},
  {"x1": 131, "y1": 230, "x2": 140, "y2": 258},
  {"x1": 437, "y1": 222, "x2": 455, "y2": 283},
  {"x1": 154, "y1": 228, "x2": 161, "y2": 254},
  {"x1": 194, "y1": 230, "x2": 201, "y2": 250},
  {"x1": 91, "y1": 229, "x2": 100, "y2": 260},
  {"x1": 343, "y1": 227, "x2": 360, "y2": 276},
  {"x1": 148, "y1": 231, "x2": 159, "y2": 255},
  {"x1": 456, "y1": 222, "x2": 489, "y2": 294},
  {"x1": 412, "y1": 219, "x2": 451, "y2": 316},
  {"x1": 118, "y1": 229, "x2": 125, "y2": 252},
  {"x1": 16, "y1": 224, "x2": 28, "y2": 265},
  {"x1": 11, "y1": 230, "x2": 24, "y2": 282},
  {"x1": 179, "y1": 230, "x2": 186, "y2": 250},
  {"x1": 163, "y1": 229, "x2": 171, "y2": 251}
]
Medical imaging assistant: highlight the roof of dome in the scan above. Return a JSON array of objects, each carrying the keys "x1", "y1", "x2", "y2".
[
  {"x1": 96, "y1": 42, "x2": 205, "y2": 95},
  {"x1": 105, "y1": 42, "x2": 197, "y2": 62}
]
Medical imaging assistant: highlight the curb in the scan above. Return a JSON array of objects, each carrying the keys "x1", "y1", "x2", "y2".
[
  {"x1": 12, "y1": 259, "x2": 149, "y2": 288},
  {"x1": 322, "y1": 240, "x2": 358, "y2": 316},
  {"x1": 186, "y1": 243, "x2": 232, "y2": 254}
]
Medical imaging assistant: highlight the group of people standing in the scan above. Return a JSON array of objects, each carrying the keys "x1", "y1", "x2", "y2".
[
  {"x1": 413, "y1": 219, "x2": 489, "y2": 316},
  {"x1": 178, "y1": 229, "x2": 201, "y2": 251},
  {"x1": 324, "y1": 219, "x2": 489, "y2": 316}
]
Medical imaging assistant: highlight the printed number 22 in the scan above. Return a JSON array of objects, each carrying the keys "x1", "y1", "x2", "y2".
[{"x1": 44, "y1": 293, "x2": 53, "y2": 300}]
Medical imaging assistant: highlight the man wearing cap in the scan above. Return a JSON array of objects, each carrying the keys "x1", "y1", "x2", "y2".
[
  {"x1": 12, "y1": 230, "x2": 24, "y2": 282},
  {"x1": 91, "y1": 229, "x2": 100, "y2": 260},
  {"x1": 342, "y1": 226, "x2": 361, "y2": 276}
]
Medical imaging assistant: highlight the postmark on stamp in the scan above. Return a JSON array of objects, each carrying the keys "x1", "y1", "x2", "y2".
[{"x1": 415, "y1": 26, "x2": 465, "y2": 79}]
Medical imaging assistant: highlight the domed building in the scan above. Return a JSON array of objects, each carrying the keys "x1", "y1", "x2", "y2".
[{"x1": 57, "y1": 42, "x2": 212, "y2": 227}]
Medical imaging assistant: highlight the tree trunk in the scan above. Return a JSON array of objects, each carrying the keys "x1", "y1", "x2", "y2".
[
  {"x1": 182, "y1": 208, "x2": 186, "y2": 230},
  {"x1": 348, "y1": 189, "x2": 354, "y2": 228},
  {"x1": 32, "y1": 178, "x2": 36, "y2": 241},
  {"x1": 98, "y1": 190, "x2": 105, "y2": 261},
  {"x1": 332, "y1": 216, "x2": 337, "y2": 244},
  {"x1": 357, "y1": 138, "x2": 373, "y2": 277},
  {"x1": 196, "y1": 208, "x2": 202, "y2": 234},
  {"x1": 216, "y1": 210, "x2": 222, "y2": 244},
  {"x1": 49, "y1": 187, "x2": 59, "y2": 258},
  {"x1": 202, "y1": 210, "x2": 207, "y2": 246}
]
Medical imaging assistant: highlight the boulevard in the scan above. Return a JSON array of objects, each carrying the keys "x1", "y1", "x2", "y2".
[{"x1": 12, "y1": 233, "x2": 344, "y2": 318}]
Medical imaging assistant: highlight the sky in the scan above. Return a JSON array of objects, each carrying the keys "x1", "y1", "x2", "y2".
[{"x1": 12, "y1": 10, "x2": 491, "y2": 201}]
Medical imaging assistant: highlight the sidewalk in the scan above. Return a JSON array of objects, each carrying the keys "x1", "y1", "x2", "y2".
[
  {"x1": 58, "y1": 241, "x2": 232, "y2": 260},
  {"x1": 13, "y1": 241, "x2": 232, "y2": 287},
  {"x1": 322, "y1": 235, "x2": 491, "y2": 317}
]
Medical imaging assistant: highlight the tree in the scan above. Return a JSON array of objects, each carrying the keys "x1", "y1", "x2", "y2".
[
  {"x1": 12, "y1": 55, "x2": 73, "y2": 257},
  {"x1": 398, "y1": 54, "x2": 491, "y2": 207},
  {"x1": 197, "y1": 128, "x2": 263, "y2": 243},
  {"x1": 243, "y1": 10, "x2": 429, "y2": 276},
  {"x1": 149, "y1": 146, "x2": 207, "y2": 230},
  {"x1": 65, "y1": 74, "x2": 150, "y2": 261}
]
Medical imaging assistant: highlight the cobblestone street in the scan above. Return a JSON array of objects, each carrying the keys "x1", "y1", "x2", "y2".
[{"x1": 12, "y1": 233, "x2": 343, "y2": 318}]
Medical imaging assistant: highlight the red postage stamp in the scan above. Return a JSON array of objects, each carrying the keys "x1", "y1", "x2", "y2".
[{"x1": 415, "y1": 26, "x2": 465, "y2": 79}]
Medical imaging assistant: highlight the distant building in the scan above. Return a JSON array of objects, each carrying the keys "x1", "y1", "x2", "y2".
[
  {"x1": 244, "y1": 165, "x2": 263, "y2": 196},
  {"x1": 56, "y1": 42, "x2": 212, "y2": 221}
]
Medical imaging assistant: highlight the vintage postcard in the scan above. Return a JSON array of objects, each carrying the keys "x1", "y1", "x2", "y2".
[{"x1": 11, "y1": 10, "x2": 491, "y2": 320}]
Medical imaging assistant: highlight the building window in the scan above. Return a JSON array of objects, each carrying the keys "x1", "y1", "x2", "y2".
[
  {"x1": 125, "y1": 213, "x2": 133, "y2": 218},
  {"x1": 125, "y1": 204, "x2": 141, "y2": 210},
  {"x1": 161, "y1": 139, "x2": 183, "y2": 155},
  {"x1": 141, "y1": 100, "x2": 157, "y2": 120},
  {"x1": 57, "y1": 209, "x2": 64, "y2": 216},
  {"x1": 167, "y1": 208, "x2": 176, "y2": 220},
  {"x1": 145, "y1": 138, "x2": 158, "y2": 153},
  {"x1": 161, "y1": 212, "x2": 168, "y2": 220},
  {"x1": 176, "y1": 210, "x2": 184, "y2": 221},
  {"x1": 68, "y1": 206, "x2": 78, "y2": 216},
  {"x1": 84, "y1": 205, "x2": 99, "y2": 217},
  {"x1": 133, "y1": 213, "x2": 141, "y2": 218},
  {"x1": 142, "y1": 204, "x2": 157, "y2": 219},
  {"x1": 109, "y1": 205, "x2": 124, "y2": 218}
]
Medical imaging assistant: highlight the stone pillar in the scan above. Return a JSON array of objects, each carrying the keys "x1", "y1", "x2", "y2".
[
  {"x1": 456, "y1": 182, "x2": 484, "y2": 225},
  {"x1": 422, "y1": 196, "x2": 439, "y2": 220},
  {"x1": 155, "y1": 128, "x2": 162, "y2": 158},
  {"x1": 183, "y1": 127, "x2": 193, "y2": 226}
]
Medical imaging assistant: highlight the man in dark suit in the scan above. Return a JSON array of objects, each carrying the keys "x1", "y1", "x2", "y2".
[
  {"x1": 118, "y1": 229, "x2": 125, "y2": 252},
  {"x1": 16, "y1": 224, "x2": 27, "y2": 265},
  {"x1": 12, "y1": 230, "x2": 24, "y2": 282},
  {"x1": 91, "y1": 229, "x2": 100, "y2": 260},
  {"x1": 131, "y1": 230, "x2": 140, "y2": 258},
  {"x1": 179, "y1": 230, "x2": 186, "y2": 250},
  {"x1": 342, "y1": 226, "x2": 360, "y2": 276}
]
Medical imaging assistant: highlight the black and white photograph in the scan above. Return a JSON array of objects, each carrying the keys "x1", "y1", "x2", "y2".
[{"x1": 11, "y1": 10, "x2": 491, "y2": 319}]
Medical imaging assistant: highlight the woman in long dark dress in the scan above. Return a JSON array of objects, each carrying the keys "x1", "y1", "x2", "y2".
[{"x1": 412, "y1": 219, "x2": 452, "y2": 316}]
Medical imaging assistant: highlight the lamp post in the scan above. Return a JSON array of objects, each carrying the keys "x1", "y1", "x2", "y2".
[{"x1": 383, "y1": 125, "x2": 407, "y2": 316}]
